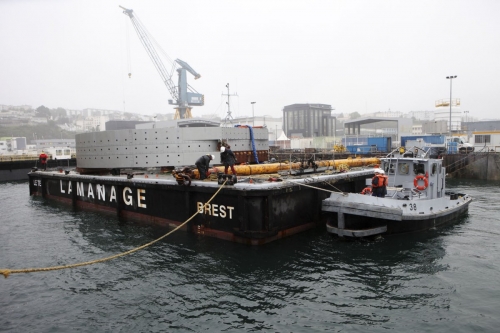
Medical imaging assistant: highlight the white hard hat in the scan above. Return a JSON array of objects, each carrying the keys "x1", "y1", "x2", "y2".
[
  {"x1": 210, "y1": 155, "x2": 215, "y2": 160},
  {"x1": 220, "y1": 146, "x2": 226, "y2": 152},
  {"x1": 379, "y1": 169, "x2": 385, "y2": 174},
  {"x1": 374, "y1": 168, "x2": 383, "y2": 174}
]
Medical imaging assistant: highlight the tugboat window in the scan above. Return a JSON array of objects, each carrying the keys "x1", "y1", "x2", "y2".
[
  {"x1": 431, "y1": 163, "x2": 437, "y2": 175},
  {"x1": 386, "y1": 162, "x2": 395, "y2": 175},
  {"x1": 413, "y1": 163, "x2": 425, "y2": 175},
  {"x1": 399, "y1": 163, "x2": 409, "y2": 175}
]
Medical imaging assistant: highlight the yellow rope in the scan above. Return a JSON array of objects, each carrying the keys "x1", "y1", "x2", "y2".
[{"x1": 0, "y1": 180, "x2": 227, "y2": 279}]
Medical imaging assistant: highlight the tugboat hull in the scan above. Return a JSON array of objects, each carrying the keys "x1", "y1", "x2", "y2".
[{"x1": 323, "y1": 192, "x2": 472, "y2": 237}]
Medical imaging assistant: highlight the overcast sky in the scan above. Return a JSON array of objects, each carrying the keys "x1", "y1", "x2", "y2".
[{"x1": 1, "y1": 0, "x2": 499, "y2": 120}]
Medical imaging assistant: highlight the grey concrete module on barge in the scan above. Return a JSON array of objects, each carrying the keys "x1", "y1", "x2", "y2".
[{"x1": 76, "y1": 119, "x2": 269, "y2": 173}]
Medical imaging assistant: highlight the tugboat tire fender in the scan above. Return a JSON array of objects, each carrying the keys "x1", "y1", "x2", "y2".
[{"x1": 182, "y1": 175, "x2": 191, "y2": 186}]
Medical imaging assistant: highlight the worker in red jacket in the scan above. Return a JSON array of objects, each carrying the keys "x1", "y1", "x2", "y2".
[{"x1": 39, "y1": 151, "x2": 48, "y2": 171}]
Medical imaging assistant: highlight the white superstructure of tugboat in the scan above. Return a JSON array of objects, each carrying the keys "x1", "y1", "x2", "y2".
[{"x1": 322, "y1": 146, "x2": 472, "y2": 237}]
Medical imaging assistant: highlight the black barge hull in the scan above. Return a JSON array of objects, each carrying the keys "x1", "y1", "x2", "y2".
[
  {"x1": 0, "y1": 159, "x2": 76, "y2": 182},
  {"x1": 28, "y1": 170, "x2": 372, "y2": 245}
]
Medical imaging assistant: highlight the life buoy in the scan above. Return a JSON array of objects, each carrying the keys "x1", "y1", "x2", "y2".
[{"x1": 414, "y1": 174, "x2": 428, "y2": 190}]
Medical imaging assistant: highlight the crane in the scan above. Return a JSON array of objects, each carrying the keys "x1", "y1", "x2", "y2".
[{"x1": 120, "y1": 6, "x2": 204, "y2": 119}]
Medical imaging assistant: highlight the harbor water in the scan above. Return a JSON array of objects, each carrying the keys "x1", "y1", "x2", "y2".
[{"x1": 1, "y1": 179, "x2": 499, "y2": 332}]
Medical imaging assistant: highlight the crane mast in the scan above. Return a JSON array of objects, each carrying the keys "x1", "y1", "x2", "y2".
[{"x1": 120, "y1": 6, "x2": 204, "y2": 119}]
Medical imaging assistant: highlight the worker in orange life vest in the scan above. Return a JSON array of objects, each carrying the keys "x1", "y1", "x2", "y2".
[
  {"x1": 371, "y1": 168, "x2": 388, "y2": 197},
  {"x1": 39, "y1": 151, "x2": 48, "y2": 171}
]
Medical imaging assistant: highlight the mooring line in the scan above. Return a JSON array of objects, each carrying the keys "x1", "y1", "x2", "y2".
[
  {"x1": 0, "y1": 180, "x2": 227, "y2": 279},
  {"x1": 283, "y1": 179, "x2": 342, "y2": 193}
]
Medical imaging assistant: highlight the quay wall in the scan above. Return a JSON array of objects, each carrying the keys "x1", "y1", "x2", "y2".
[{"x1": 444, "y1": 153, "x2": 500, "y2": 181}]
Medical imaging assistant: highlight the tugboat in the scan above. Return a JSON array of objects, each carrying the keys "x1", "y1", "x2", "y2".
[{"x1": 322, "y1": 146, "x2": 472, "y2": 237}]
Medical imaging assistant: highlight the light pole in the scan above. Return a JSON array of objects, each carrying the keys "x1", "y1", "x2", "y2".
[
  {"x1": 251, "y1": 102, "x2": 256, "y2": 127},
  {"x1": 446, "y1": 75, "x2": 457, "y2": 138},
  {"x1": 463, "y1": 110, "x2": 470, "y2": 138}
]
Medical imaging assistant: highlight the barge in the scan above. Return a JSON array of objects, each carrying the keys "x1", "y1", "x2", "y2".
[
  {"x1": 0, "y1": 157, "x2": 76, "y2": 182},
  {"x1": 26, "y1": 121, "x2": 380, "y2": 244},
  {"x1": 29, "y1": 166, "x2": 376, "y2": 245}
]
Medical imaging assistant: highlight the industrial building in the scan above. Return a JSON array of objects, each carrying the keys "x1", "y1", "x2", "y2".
[{"x1": 283, "y1": 104, "x2": 335, "y2": 139}]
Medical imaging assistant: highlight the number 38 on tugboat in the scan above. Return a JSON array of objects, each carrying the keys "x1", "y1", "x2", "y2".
[{"x1": 322, "y1": 146, "x2": 472, "y2": 238}]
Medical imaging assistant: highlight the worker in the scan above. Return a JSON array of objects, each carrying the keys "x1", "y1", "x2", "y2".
[
  {"x1": 379, "y1": 169, "x2": 388, "y2": 197},
  {"x1": 195, "y1": 154, "x2": 214, "y2": 180},
  {"x1": 371, "y1": 168, "x2": 388, "y2": 197},
  {"x1": 39, "y1": 150, "x2": 48, "y2": 171},
  {"x1": 220, "y1": 145, "x2": 237, "y2": 176}
]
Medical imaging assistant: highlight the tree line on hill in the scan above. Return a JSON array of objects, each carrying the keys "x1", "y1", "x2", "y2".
[
  {"x1": 0, "y1": 105, "x2": 77, "y2": 140},
  {"x1": 0, "y1": 123, "x2": 74, "y2": 141}
]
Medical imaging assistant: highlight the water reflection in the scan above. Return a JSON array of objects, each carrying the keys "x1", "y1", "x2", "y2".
[{"x1": 18, "y1": 184, "x2": 476, "y2": 331}]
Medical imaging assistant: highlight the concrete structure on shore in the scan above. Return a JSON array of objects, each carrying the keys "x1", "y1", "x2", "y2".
[{"x1": 445, "y1": 152, "x2": 500, "y2": 181}]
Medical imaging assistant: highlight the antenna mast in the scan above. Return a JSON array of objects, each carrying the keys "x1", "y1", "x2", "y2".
[{"x1": 222, "y1": 83, "x2": 238, "y2": 126}]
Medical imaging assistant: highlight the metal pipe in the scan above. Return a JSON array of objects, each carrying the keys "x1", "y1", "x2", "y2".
[{"x1": 194, "y1": 157, "x2": 381, "y2": 177}]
